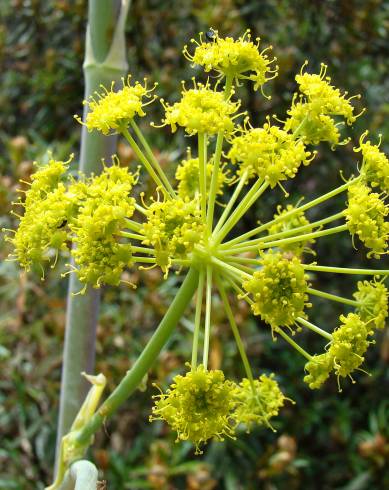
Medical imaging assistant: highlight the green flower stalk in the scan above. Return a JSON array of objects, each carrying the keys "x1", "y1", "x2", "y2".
[{"x1": 6, "y1": 29, "x2": 389, "y2": 485}]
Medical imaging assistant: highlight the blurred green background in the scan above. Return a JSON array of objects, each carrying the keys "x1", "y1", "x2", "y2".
[{"x1": 0, "y1": 1, "x2": 388, "y2": 489}]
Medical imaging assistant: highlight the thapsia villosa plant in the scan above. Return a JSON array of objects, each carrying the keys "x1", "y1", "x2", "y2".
[{"x1": 5, "y1": 30, "x2": 389, "y2": 487}]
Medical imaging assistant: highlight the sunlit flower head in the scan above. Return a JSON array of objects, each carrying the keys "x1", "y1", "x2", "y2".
[
  {"x1": 355, "y1": 131, "x2": 389, "y2": 194},
  {"x1": 175, "y1": 154, "x2": 228, "y2": 200},
  {"x1": 228, "y1": 123, "x2": 315, "y2": 188},
  {"x1": 234, "y1": 374, "x2": 287, "y2": 430},
  {"x1": 184, "y1": 29, "x2": 278, "y2": 92},
  {"x1": 304, "y1": 353, "x2": 333, "y2": 389},
  {"x1": 159, "y1": 81, "x2": 241, "y2": 136},
  {"x1": 75, "y1": 77, "x2": 156, "y2": 135},
  {"x1": 243, "y1": 250, "x2": 311, "y2": 329},
  {"x1": 354, "y1": 279, "x2": 388, "y2": 330},
  {"x1": 345, "y1": 182, "x2": 389, "y2": 259},
  {"x1": 150, "y1": 365, "x2": 238, "y2": 453}
]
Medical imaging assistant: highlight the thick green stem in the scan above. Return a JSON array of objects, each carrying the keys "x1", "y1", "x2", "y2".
[
  {"x1": 191, "y1": 270, "x2": 205, "y2": 369},
  {"x1": 202, "y1": 265, "x2": 213, "y2": 368},
  {"x1": 275, "y1": 328, "x2": 313, "y2": 361},
  {"x1": 296, "y1": 317, "x2": 333, "y2": 341},
  {"x1": 198, "y1": 133, "x2": 207, "y2": 223},
  {"x1": 75, "y1": 267, "x2": 199, "y2": 447},
  {"x1": 57, "y1": 0, "x2": 130, "y2": 458}
]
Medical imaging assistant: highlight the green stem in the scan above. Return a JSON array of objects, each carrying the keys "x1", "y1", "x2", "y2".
[
  {"x1": 125, "y1": 219, "x2": 142, "y2": 231},
  {"x1": 304, "y1": 264, "x2": 389, "y2": 275},
  {"x1": 57, "y1": 0, "x2": 130, "y2": 459},
  {"x1": 257, "y1": 224, "x2": 348, "y2": 250},
  {"x1": 75, "y1": 267, "x2": 199, "y2": 447},
  {"x1": 121, "y1": 127, "x2": 167, "y2": 191},
  {"x1": 307, "y1": 287, "x2": 360, "y2": 307},
  {"x1": 211, "y1": 256, "x2": 251, "y2": 280},
  {"x1": 213, "y1": 171, "x2": 249, "y2": 235},
  {"x1": 198, "y1": 133, "x2": 207, "y2": 224},
  {"x1": 129, "y1": 119, "x2": 176, "y2": 197},
  {"x1": 202, "y1": 265, "x2": 213, "y2": 369},
  {"x1": 213, "y1": 179, "x2": 268, "y2": 245},
  {"x1": 191, "y1": 270, "x2": 205, "y2": 369},
  {"x1": 275, "y1": 328, "x2": 313, "y2": 361},
  {"x1": 222, "y1": 176, "x2": 360, "y2": 248},
  {"x1": 216, "y1": 276, "x2": 255, "y2": 386},
  {"x1": 119, "y1": 231, "x2": 145, "y2": 241},
  {"x1": 296, "y1": 317, "x2": 333, "y2": 341}
]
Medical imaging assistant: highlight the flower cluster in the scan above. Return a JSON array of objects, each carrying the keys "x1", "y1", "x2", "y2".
[
  {"x1": 284, "y1": 63, "x2": 362, "y2": 146},
  {"x1": 151, "y1": 366, "x2": 286, "y2": 452},
  {"x1": 243, "y1": 251, "x2": 311, "y2": 329},
  {"x1": 9, "y1": 157, "x2": 75, "y2": 270},
  {"x1": 160, "y1": 83, "x2": 240, "y2": 135},
  {"x1": 228, "y1": 123, "x2": 315, "y2": 187},
  {"x1": 267, "y1": 204, "x2": 314, "y2": 255},
  {"x1": 184, "y1": 29, "x2": 278, "y2": 91},
  {"x1": 141, "y1": 197, "x2": 203, "y2": 272},
  {"x1": 355, "y1": 132, "x2": 389, "y2": 194},
  {"x1": 175, "y1": 155, "x2": 228, "y2": 199},
  {"x1": 345, "y1": 182, "x2": 388, "y2": 258},
  {"x1": 354, "y1": 279, "x2": 388, "y2": 330},
  {"x1": 76, "y1": 77, "x2": 155, "y2": 135},
  {"x1": 69, "y1": 165, "x2": 136, "y2": 287}
]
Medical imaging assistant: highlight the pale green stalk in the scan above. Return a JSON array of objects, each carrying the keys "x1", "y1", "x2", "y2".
[
  {"x1": 296, "y1": 317, "x2": 333, "y2": 341},
  {"x1": 275, "y1": 328, "x2": 313, "y2": 361},
  {"x1": 57, "y1": 0, "x2": 130, "y2": 455},
  {"x1": 198, "y1": 133, "x2": 207, "y2": 223},
  {"x1": 216, "y1": 276, "x2": 255, "y2": 386},
  {"x1": 129, "y1": 119, "x2": 176, "y2": 197},
  {"x1": 307, "y1": 287, "x2": 360, "y2": 307},
  {"x1": 221, "y1": 176, "x2": 360, "y2": 248},
  {"x1": 191, "y1": 270, "x2": 205, "y2": 369},
  {"x1": 202, "y1": 265, "x2": 213, "y2": 368},
  {"x1": 303, "y1": 264, "x2": 389, "y2": 275}
]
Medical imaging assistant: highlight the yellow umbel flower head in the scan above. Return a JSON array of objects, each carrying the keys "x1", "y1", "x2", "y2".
[
  {"x1": 228, "y1": 123, "x2": 315, "y2": 187},
  {"x1": 160, "y1": 81, "x2": 240, "y2": 136},
  {"x1": 328, "y1": 313, "x2": 372, "y2": 380},
  {"x1": 141, "y1": 196, "x2": 204, "y2": 272},
  {"x1": 69, "y1": 164, "x2": 136, "y2": 288},
  {"x1": 267, "y1": 204, "x2": 314, "y2": 255},
  {"x1": 175, "y1": 154, "x2": 228, "y2": 199},
  {"x1": 355, "y1": 132, "x2": 389, "y2": 194},
  {"x1": 284, "y1": 100, "x2": 342, "y2": 147},
  {"x1": 304, "y1": 353, "x2": 333, "y2": 389},
  {"x1": 75, "y1": 77, "x2": 156, "y2": 135},
  {"x1": 233, "y1": 374, "x2": 287, "y2": 431},
  {"x1": 354, "y1": 279, "x2": 388, "y2": 330},
  {"x1": 150, "y1": 365, "x2": 238, "y2": 454},
  {"x1": 345, "y1": 182, "x2": 389, "y2": 259},
  {"x1": 184, "y1": 30, "x2": 278, "y2": 92},
  {"x1": 243, "y1": 250, "x2": 311, "y2": 329},
  {"x1": 284, "y1": 63, "x2": 363, "y2": 147},
  {"x1": 10, "y1": 157, "x2": 76, "y2": 270}
]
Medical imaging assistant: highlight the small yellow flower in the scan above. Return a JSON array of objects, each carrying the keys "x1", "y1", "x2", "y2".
[
  {"x1": 243, "y1": 250, "x2": 311, "y2": 329},
  {"x1": 304, "y1": 353, "x2": 333, "y2": 389},
  {"x1": 329, "y1": 313, "x2": 372, "y2": 379},
  {"x1": 69, "y1": 164, "x2": 136, "y2": 288},
  {"x1": 175, "y1": 154, "x2": 228, "y2": 199},
  {"x1": 75, "y1": 77, "x2": 156, "y2": 135},
  {"x1": 10, "y1": 157, "x2": 75, "y2": 270},
  {"x1": 160, "y1": 82, "x2": 240, "y2": 136},
  {"x1": 234, "y1": 375, "x2": 286, "y2": 430},
  {"x1": 355, "y1": 131, "x2": 389, "y2": 194},
  {"x1": 150, "y1": 365, "x2": 238, "y2": 454},
  {"x1": 227, "y1": 123, "x2": 315, "y2": 187},
  {"x1": 267, "y1": 204, "x2": 314, "y2": 255},
  {"x1": 184, "y1": 29, "x2": 278, "y2": 92},
  {"x1": 141, "y1": 196, "x2": 204, "y2": 272},
  {"x1": 354, "y1": 279, "x2": 388, "y2": 330},
  {"x1": 345, "y1": 182, "x2": 389, "y2": 258}
]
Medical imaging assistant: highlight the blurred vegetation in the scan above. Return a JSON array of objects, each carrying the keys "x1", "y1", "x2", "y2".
[{"x1": 1, "y1": 1, "x2": 388, "y2": 489}]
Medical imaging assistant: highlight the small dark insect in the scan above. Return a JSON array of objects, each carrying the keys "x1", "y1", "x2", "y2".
[
  {"x1": 205, "y1": 29, "x2": 216, "y2": 42},
  {"x1": 57, "y1": 219, "x2": 68, "y2": 229}
]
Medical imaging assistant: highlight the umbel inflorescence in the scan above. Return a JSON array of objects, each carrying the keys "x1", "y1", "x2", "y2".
[{"x1": 7, "y1": 30, "x2": 389, "y2": 455}]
